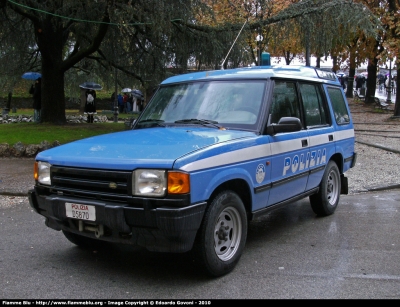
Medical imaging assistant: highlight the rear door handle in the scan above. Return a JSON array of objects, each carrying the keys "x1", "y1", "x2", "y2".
[{"x1": 301, "y1": 139, "x2": 308, "y2": 147}]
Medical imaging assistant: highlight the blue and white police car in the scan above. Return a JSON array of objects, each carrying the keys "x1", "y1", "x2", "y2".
[{"x1": 29, "y1": 65, "x2": 357, "y2": 277}]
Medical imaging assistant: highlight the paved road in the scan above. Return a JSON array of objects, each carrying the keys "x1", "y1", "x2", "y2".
[
  {"x1": 0, "y1": 158, "x2": 35, "y2": 196},
  {"x1": 1, "y1": 190, "x2": 400, "y2": 300}
]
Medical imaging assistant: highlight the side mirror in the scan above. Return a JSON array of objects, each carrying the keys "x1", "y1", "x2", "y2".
[{"x1": 266, "y1": 117, "x2": 302, "y2": 135}]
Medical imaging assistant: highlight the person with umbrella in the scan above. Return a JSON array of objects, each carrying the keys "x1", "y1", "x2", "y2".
[
  {"x1": 79, "y1": 82, "x2": 101, "y2": 123},
  {"x1": 122, "y1": 92, "x2": 129, "y2": 113},
  {"x1": 84, "y1": 89, "x2": 97, "y2": 123},
  {"x1": 378, "y1": 73, "x2": 385, "y2": 92},
  {"x1": 131, "y1": 89, "x2": 144, "y2": 112}
]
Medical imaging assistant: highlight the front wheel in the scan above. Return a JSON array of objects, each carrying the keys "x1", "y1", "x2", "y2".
[
  {"x1": 193, "y1": 190, "x2": 248, "y2": 277},
  {"x1": 309, "y1": 160, "x2": 341, "y2": 216}
]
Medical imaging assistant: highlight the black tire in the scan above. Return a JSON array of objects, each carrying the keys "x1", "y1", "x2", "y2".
[
  {"x1": 310, "y1": 160, "x2": 341, "y2": 216},
  {"x1": 62, "y1": 230, "x2": 104, "y2": 249},
  {"x1": 193, "y1": 190, "x2": 248, "y2": 277}
]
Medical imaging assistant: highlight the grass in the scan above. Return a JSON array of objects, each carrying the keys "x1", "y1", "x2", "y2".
[{"x1": 0, "y1": 108, "x2": 138, "y2": 146}]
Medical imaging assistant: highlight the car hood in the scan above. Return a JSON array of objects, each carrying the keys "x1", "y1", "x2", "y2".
[{"x1": 36, "y1": 127, "x2": 256, "y2": 170}]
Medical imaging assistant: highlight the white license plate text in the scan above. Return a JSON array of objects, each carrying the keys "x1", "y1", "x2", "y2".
[{"x1": 65, "y1": 202, "x2": 96, "y2": 221}]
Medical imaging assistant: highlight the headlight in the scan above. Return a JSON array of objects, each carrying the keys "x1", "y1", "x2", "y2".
[
  {"x1": 133, "y1": 170, "x2": 167, "y2": 196},
  {"x1": 132, "y1": 170, "x2": 190, "y2": 197},
  {"x1": 34, "y1": 161, "x2": 51, "y2": 185}
]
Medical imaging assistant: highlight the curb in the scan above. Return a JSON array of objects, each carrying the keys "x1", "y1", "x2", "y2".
[
  {"x1": 355, "y1": 140, "x2": 400, "y2": 155},
  {"x1": 0, "y1": 191, "x2": 30, "y2": 197}
]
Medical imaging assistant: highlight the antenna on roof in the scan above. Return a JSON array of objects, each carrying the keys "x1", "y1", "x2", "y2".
[{"x1": 220, "y1": 20, "x2": 247, "y2": 70}]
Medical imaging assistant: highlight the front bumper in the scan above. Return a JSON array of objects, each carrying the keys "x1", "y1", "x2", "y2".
[{"x1": 28, "y1": 189, "x2": 207, "y2": 253}]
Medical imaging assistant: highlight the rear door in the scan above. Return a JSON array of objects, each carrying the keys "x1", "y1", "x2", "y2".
[{"x1": 299, "y1": 82, "x2": 335, "y2": 190}]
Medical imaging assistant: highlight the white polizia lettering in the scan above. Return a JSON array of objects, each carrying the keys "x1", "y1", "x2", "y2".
[{"x1": 283, "y1": 148, "x2": 326, "y2": 175}]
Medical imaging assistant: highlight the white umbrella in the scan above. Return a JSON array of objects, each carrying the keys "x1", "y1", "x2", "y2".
[
  {"x1": 131, "y1": 89, "x2": 144, "y2": 99},
  {"x1": 79, "y1": 82, "x2": 102, "y2": 90},
  {"x1": 121, "y1": 88, "x2": 132, "y2": 93}
]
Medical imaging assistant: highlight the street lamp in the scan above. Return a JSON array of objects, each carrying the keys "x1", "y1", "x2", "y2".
[
  {"x1": 113, "y1": 67, "x2": 118, "y2": 123},
  {"x1": 386, "y1": 55, "x2": 392, "y2": 104},
  {"x1": 112, "y1": 37, "x2": 119, "y2": 123},
  {"x1": 255, "y1": 34, "x2": 263, "y2": 66}
]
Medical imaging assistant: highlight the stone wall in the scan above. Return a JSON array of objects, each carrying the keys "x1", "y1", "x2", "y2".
[
  {"x1": 1, "y1": 113, "x2": 112, "y2": 124},
  {"x1": 2, "y1": 97, "x2": 113, "y2": 111},
  {"x1": 0, "y1": 140, "x2": 61, "y2": 158}
]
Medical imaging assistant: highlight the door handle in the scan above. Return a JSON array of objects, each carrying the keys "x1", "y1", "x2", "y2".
[{"x1": 301, "y1": 139, "x2": 308, "y2": 147}]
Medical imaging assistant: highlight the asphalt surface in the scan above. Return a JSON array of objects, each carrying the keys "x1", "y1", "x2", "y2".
[
  {"x1": 1, "y1": 186, "x2": 400, "y2": 299},
  {"x1": 0, "y1": 157, "x2": 35, "y2": 196}
]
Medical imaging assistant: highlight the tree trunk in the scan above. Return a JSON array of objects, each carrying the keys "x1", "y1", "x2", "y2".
[
  {"x1": 41, "y1": 61, "x2": 66, "y2": 124},
  {"x1": 305, "y1": 37, "x2": 311, "y2": 67},
  {"x1": 365, "y1": 58, "x2": 378, "y2": 104},
  {"x1": 315, "y1": 56, "x2": 320, "y2": 68},
  {"x1": 37, "y1": 19, "x2": 66, "y2": 124},
  {"x1": 6, "y1": 92, "x2": 11, "y2": 109},
  {"x1": 345, "y1": 45, "x2": 357, "y2": 99},
  {"x1": 332, "y1": 55, "x2": 338, "y2": 73}
]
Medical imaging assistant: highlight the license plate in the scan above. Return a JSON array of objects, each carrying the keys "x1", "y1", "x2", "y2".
[{"x1": 65, "y1": 202, "x2": 96, "y2": 221}]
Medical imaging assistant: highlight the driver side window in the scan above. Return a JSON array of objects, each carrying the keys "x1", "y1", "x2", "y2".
[{"x1": 270, "y1": 81, "x2": 300, "y2": 124}]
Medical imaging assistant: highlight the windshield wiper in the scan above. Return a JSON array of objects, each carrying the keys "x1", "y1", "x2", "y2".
[
  {"x1": 136, "y1": 119, "x2": 165, "y2": 127},
  {"x1": 174, "y1": 119, "x2": 225, "y2": 129}
]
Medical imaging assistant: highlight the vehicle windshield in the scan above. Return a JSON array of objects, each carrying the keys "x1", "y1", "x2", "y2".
[{"x1": 135, "y1": 80, "x2": 266, "y2": 131}]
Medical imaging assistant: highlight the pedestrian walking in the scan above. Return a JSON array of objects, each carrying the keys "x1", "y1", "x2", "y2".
[
  {"x1": 127, "y1": 94, "x2": 133, "y2": 113},
  {"x1": 123, "y1": 93, "x2": 128, "y2": 113},
  {"x1": 118, "y1": 94, "x2": 124, "y2": 113},
  {"x1": 32, "y1": 78, "x2": 42, "y2": 123},
  {"x1": 84, "y1": 89, "x2": 97, "y2": 123},
  {"x1": 378, "y1": 74, "x2": 385, "y2": 92}
]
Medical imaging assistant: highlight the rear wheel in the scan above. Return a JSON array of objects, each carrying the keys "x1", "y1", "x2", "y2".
[
  {"x1": 310, "y1": 161, "x2": 341, "y2": 216},
  {"x1": 193, "y1": 190, "x2": 248, "y2": 277}
]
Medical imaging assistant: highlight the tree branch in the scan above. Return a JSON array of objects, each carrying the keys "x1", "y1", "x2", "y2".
[{"x1": 60, "y1": 2, "x2": 111, "y2": 72}]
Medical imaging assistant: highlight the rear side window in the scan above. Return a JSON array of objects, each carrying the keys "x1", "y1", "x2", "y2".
[
  {"x1": 299, "y1": 83, "x2": 329, "y2": 127},
  {"x1": 327, "y1": 87, "x2": 350, "y2": 124}
]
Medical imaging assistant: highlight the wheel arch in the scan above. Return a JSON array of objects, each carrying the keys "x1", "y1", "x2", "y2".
[
  {"x1": 329, "y1": 152, "x2": 344, "y2": 173},
  {"x1": 208, "y1": 179, "x2": 252, "y2": 220}
]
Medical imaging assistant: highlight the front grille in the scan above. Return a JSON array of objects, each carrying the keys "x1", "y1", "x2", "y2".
[{"x1": 50, "y1": 166, "x2": 132, "y2": 201}]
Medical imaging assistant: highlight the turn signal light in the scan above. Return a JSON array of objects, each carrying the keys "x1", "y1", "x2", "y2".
[
  {"x1": 34, "y1": 162, "x2": 38, "y2": 181},
  {"x1": 168, "y1": 172, "x2": 190, "y2": 194}
]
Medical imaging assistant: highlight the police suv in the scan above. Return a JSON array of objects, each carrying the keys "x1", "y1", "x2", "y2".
[{"x1": 29, "y1": 65, "x2": 357, "y2": 277}]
